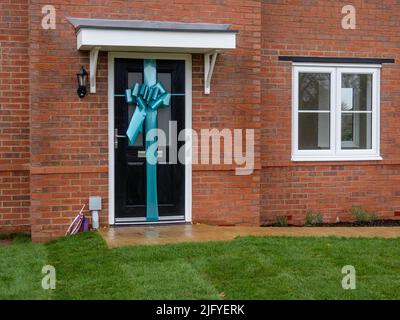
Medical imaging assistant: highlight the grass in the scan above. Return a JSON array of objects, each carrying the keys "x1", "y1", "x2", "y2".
[{"x1": 1, "y1": 232, "x2": 400, "y2": 299}]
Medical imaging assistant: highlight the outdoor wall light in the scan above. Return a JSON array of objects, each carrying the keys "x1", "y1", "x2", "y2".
[{"x1": 76, "y1": 66, "x2": 88, "y2": 98}]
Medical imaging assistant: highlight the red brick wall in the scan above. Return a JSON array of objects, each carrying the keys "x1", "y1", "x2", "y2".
[
  {"x1": 0, "y1": 0, "x2": 30, "y2": 233},
  {"x1": 261, "y1": 1, "x2": 400, "y2": 225},
  {"x1": 30, "y1": 171, "x2": 108, "y2": 242},
  {"x1": 0, "y1": 170, "x2": 30, "y2": 233},
  {"x1": 28, "y1": 0, "x2": 262, "y2": 241},
  {"x1": 193, "y1": 170, "x2": 260, "y2": 226}
]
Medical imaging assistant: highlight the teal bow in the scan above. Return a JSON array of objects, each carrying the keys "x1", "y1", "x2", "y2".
[{"x1": 125, "y1": 82, "x2": 171, "y2": 145}]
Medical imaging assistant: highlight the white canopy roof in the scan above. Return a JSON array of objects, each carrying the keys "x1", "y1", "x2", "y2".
[{"x1": 67, "y1": 17, "x2": 237, "y2": 53}]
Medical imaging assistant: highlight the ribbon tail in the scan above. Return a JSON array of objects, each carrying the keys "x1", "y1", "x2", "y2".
[
  {"x1": 126, "y1": 107, "x2": 146, "y2": 144},
  {"x1": 144, "y1": 59, "x2": 159, "y2": 222},
  {"x1": 145, "y1": 109, "x2": 158, "y2": 222}
]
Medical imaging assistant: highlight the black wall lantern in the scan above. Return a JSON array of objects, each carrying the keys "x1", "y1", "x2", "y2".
[{"x1": 76, "y1": 66, "x2": 88, "y2": 98}]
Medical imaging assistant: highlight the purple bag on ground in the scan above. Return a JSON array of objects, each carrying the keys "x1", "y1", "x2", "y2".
[{"x1": 82, "y1": 216, "x2": 89, "y2": 232}]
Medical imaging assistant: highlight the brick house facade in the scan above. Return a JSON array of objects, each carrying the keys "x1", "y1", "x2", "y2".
[{"x1": 1, "y1": 0, "x2": 399, "y2": 242}]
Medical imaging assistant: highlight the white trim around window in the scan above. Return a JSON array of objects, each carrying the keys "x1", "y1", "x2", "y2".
[{"x1": 292, "y1": 63, "x2": 382, "y2": 162}]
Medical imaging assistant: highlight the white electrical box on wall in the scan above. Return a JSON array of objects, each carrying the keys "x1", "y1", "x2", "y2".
[{"x1": 89, "y1": 196, "x2": 102, "y2": 211}]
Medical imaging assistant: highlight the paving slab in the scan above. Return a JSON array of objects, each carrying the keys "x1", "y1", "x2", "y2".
[{"x1": 99, "y1": 224, "x2": 400, "y2": 248}]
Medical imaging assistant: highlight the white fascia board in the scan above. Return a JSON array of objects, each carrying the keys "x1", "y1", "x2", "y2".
[{"x1": 77, "y1": 28, "x2": 236, "y2": 52}]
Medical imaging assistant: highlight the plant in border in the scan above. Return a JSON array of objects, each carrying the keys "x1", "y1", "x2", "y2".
[
  {"x1": 275, "y1": 215, "x2": 288, "y2": 227},
  {"x1": 349, "y1": 205, "x2": 377, "y2": 224},
  {"x1": 305, "y1": 210, "x2": 324, "y2": 226}
]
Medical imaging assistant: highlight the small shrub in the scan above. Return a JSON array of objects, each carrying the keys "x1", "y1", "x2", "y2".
[
  {"x1": 369, "y1": 211, "x2": 378, "y2": 223},
  {"x1": 349, "y1": 205, "x2": 377, "y2": 224},
  {"x1": 305, "y1": 210, "x2": 323, "y2": 226},
  {"x1": 349, "y1": 205, "x2": 368, "y2": 223},
  {"x1": 275, "y1": 215, "x2": 288, "y2": 227}
]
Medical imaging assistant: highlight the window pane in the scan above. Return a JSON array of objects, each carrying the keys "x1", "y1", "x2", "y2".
[
  {"x1": 157, "y1": 73, "x2": 172, "y2": 144},
  {"x1": 341, "y1": 74, "x2": 372, "y2": 111},
  {"x1": 128, "y1": 72, "x2": 143, "y2": 146},
  {"x1": 298, "y1": 113, "x2": 330, "y2": 150},
  {"x1": 299, "y1": 73, "x2": 330, "y2": 110},
  {"x1": 341, "y1": 114, "x2": 354, "y2": 142},
  {"x1": 341, "y1": 113, "x2": 372, "y2": 149},
  {"x1": 128, "y1": 72, "x2": 143, "y2": 88}
]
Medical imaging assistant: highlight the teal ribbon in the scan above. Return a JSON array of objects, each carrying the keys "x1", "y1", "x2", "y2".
[{"x1": 125, "y1": 60, "x2": 171, "y2": 222}]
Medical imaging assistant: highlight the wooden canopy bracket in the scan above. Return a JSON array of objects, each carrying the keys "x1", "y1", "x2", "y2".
[
  {"x1": 204, "y1": 50, "x2": 219, "y2": 95},
  {"x1": 89, "y1": 47, "x2": 100, "y2": 93}
]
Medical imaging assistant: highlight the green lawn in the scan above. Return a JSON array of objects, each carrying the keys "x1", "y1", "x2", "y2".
[{"x1": 0, "y1": 232, "x2": 399, "y2": 299}]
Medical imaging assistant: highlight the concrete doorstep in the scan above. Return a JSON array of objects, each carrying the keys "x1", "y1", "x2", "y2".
[{"x1": 99, "y1": 224, "x2": 400, "y2": 248}]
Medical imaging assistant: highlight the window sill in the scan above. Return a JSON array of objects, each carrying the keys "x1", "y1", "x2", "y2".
[{"x1": 291, "y1": 155, "x2": 383, "y2": 162}]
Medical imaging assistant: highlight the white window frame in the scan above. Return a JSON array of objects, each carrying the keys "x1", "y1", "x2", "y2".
[{"x1": 292, "y1": 63, "x2": 381, "y2": 161}]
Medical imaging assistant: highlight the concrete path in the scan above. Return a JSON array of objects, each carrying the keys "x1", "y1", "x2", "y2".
[{"x1": 99, "y1": 224, "x2": 400, "y2": 248}]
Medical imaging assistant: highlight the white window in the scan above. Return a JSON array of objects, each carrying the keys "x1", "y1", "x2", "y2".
[{"x1": 292, "y1": 64, "x2": 381, "y2": 161}]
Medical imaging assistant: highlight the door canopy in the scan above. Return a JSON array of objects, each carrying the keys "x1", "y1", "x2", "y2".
[{"x1": 67, "y1": 17, "x2": 238, "y2": 94}]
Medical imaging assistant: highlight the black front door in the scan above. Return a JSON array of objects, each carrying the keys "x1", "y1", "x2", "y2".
[{"x1": 114, "y1": 58, "x2": 185, "y2": 222}]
